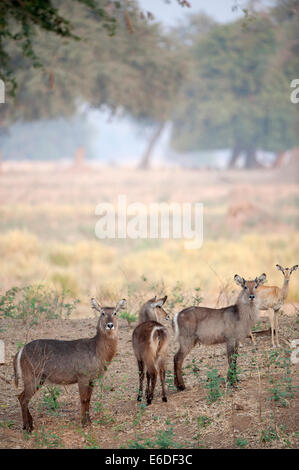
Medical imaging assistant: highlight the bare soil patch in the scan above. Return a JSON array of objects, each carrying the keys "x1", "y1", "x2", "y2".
[{"x1": 0, "y1": 306, "x2": 298, "y2": 449}]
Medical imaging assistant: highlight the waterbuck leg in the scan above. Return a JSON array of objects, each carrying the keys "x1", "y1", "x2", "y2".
[
  {"x1": 78, "y1": 380, "x2": 93, "y2": 426},
  {"x1": 174, "y1": 339, "x2": 195, "y2": 391},
  {"x1": 137, "y1": 360, "x2": 144, "y2": 402},
  {"x1": 159, "y1": 366, "x2": 167, "y2": 402},
  {"x1": 18, "y1": 378, "x2": 41, "y2": 433},
  {"x1": 145, "y1": 371, "x2": 151, "y2": 404},
  {"x1": 147, "y1": 369, "x2": 157, "y2": 405},
  {"x1": 226, "y1": 340, "x2": 239, "y2": 386},
  {"x1": 274, "y1": 309, "x2": 280, "y2": 347}
]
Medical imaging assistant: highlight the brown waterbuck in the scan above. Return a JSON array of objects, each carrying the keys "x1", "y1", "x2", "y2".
[
  {"x1": 138, "y1": 295, "x2": 168, "y2": 323},
  {"x1": 251, "y1": 264, "x2": 298, "y2": 347},
  {"x1": 13, "y1": 298, "x2": 126, "y2": 432},
  {"x1": 132, "y1": 321, "x2": 169, "y2": 405},
  {"x1": 173, "y1": 273, "x2": 266, "y2": 389},
  {"x1": 133, "y1": 295, "x2": 169, "y2": 404}
]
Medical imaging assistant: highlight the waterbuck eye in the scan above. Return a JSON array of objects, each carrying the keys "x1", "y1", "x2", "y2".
[
  {"x1": 244, "y1": 286, "x2": 248, "y2": 290},
  {"x1": 101, "y1": 311, "x2": 105, "y2": 316}
]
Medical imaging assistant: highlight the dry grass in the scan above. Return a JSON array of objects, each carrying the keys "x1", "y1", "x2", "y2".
[{"x1": 0, "y1": 162, "x2": 298, "y2": 448}]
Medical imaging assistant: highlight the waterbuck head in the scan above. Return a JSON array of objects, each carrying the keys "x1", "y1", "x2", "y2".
[
  {"x1": 234, "y1": 273, "x2": 267, "y2": 304},
  {"x1": 145, "y1": 295, "x2": 169, "y2": 321},
  {"x1": 276, "y1": 264, "x2": 298, "y2": 281},
  {"x1": 91, "y1": 298, "x2": 126, "y2": 335}
]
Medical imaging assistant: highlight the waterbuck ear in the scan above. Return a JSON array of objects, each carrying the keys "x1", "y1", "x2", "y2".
[
  {"x1": 290, "y1": 265, "x2": 298, "y2": 274},
  {"x1": 276, "y1": 264, "x2": 285, "y2": 273},
  {"x1": 152, "y1": 295, "x2": 167, "y2": 308},
  {"x1": 90, "y1": 298, "x2": 102, "y2": 312},
  {"x1": 256, "y1": 273, "x2": 267, "y2": 285},
  {"x1": 234, "y1": 274, "x2": 245, "y2": 287},
  {"x1": 115, "y1": 298, "x2": 126, "y2": 313}
]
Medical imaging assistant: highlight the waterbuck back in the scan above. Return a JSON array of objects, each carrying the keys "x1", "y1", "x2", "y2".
[{"x1": 132, "y1": 320, "x2": 169, "y2": 405}]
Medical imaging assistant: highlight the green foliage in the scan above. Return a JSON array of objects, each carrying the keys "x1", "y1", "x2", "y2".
[
  {"x1": 0, "y1": 420, "x2": 14, "y2": 429},
  {"x1": 39, "y1": 386, "x2": 61, "y2": 414},
  {"x1": 165, "y1": 369, "x2": 177, "y2": 392},
  {"x1": 127, "y1": 421, "x2": 186, "y2": 449},
  {"x1": 227, "y1": 353, "x2": 241, "y2": 386},
  {"x1": 204, "y1": 368, "x2": 225, "y2": 403},
  {"x1": 0, "y1": 284, "x2": 79, "y2": 325},
  {"x1": 171, "y1": 3, "x2": 299, "y2": 162},
  {"x1": 260, "y1": 427, "x2": 278, "y2": 443},
  {"x1": 266, "y1": 347, "x2": 297, "y2": 407},
  {"x1": 32, "y1": 426, "x2": 64, "y2": 448},
  {"x1": 133, "y1": 403, "x2": 147, "y2": 427},
  {"x1": 0, "y1": 0, "x2": 118, "y2": 94},
  {"x1": 235, "y1": 437, "x2": 248, "y2": 448},
  {"x1": 119, "y1": 310, "x2": 138, "y2": 328},
  {"x1": 83, "y1": 433, "x2": 101, "y2": 449},
  {"x1": 197, "y1": 415, "x2": 212, "y2": 429}
]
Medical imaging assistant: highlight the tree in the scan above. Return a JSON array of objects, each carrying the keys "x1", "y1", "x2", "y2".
[
  {"x1": 0, "y1": 1, "x2": 186, "y2": 168},
  {"x1": 170, "y1": 7, "x2": 299, "y2": 168},
  {"x1": 0, "y1": 0, "x2": 192, "y2": 95}
]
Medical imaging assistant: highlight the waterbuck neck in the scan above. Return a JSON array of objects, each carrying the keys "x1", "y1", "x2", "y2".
[
  {"x1": 95, "y1": 328, "x2": 118, "y2": 360},
  {"x1": 281, "y1": 277, "x2": 289, "y2": 300},
  {"x1": 236, "y1": 292, "x2": 259, "y2": 326}
]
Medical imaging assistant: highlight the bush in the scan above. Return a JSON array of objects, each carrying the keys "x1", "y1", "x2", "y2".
[
  {"x1": 119, "y1": 310, "x2": 138, "y2": 328},
  {"x1": 0, "y1": 284, "x2": 79, "y2": 324}
]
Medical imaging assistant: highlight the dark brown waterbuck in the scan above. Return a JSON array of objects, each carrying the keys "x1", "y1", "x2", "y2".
[
  {"x1": 173, "y1": 274, "x2": 267, "y2": 390},
  {"x1": 13, "y1": 298, "x2": 126, "y2": 432}
]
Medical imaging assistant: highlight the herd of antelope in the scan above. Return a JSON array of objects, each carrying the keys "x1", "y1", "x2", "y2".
[{"x1": 13, "y1": 264, "x2": 297, "y2": 432}]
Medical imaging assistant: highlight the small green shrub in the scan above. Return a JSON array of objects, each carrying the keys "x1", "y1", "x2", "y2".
[
  {"x1": 39, "y1": 386, "x2": 61, "y2": 414},
  {"x1": 0, "y1": 284, "x2": 79, "y2": 324},
  {"x1": 127, "y1": 422, "x2": 186, "y2": 449},
  {"x1": 235, "y1": 438, "x2": 248, "y2": 448},
  {"x1": 204, "y1": 368, "x2": 225, "y2": 403},
  {"x1": 119, "y1": 310, "x2": 138, "y2": 328},
  {"x1": 260, "y1": 427, "x2": 278, "y2": 443},
  {"x1": 32, "y1": 426, "x2": 64, "y2": 448}
]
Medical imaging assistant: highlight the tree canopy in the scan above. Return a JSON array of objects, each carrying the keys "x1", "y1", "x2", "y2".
[
  {"x1": 1, "y1": 0, "x2": 298, "y2": 168},
  {"x1": 170, "y1": 1, "x2": 299, "y2": 167}
]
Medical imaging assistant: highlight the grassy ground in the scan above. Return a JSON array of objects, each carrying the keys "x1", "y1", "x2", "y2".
[
  {"x1": 0, "y1": 162, "x2": 298, "y2": 448},
  {"x1": 0, "y1": 306, "x2": 298, "y2": 449}
]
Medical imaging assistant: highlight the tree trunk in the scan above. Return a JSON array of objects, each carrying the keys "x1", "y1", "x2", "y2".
[
  {"x1": 228, "y1": 145, "x2": 241, "y2": 168},
  {"x1": 138, "y1": 122, "x2": 165, "y2": 170},
  {"x1": 244, "y1": 147, "x2": 262, "y2": 169},
  {"x1": 273, "y1": 151, "x2": 286, "y2": 168},
  {"x1": 70, "y1": 146, "x2": 87, "y2": 171}
]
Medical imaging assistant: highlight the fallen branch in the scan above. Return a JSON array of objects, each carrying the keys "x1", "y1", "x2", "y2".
[{"x1": 0, "y1": 373, "x2": 11, "y2": 385}]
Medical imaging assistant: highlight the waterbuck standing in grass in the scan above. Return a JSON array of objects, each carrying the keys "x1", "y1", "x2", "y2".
[
  {"x1": 133, "y1": 295, "x2": 169, "y2": 404},
  {"x1": 252, "y1": 264, "x2": 298, "y2": 347},
  {"x1": 13, "y1": 298, "x2": 126, "y2": 432},
  {"x1": 172, "y1": 274, "x2": 266, "y2": 390}
]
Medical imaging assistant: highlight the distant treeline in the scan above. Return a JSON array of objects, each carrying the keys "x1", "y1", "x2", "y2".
[{"x1": 0, "y1": 0, "x2": 298, "y2": 168}]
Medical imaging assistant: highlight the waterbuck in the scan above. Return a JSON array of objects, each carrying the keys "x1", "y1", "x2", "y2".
[
  {"x1": 251, "y1": 264, "x2": 298, "y2": 347},
  {"x1": 173, "y1": 273, "x2": 266, "y2": 389},
  {"x1": 13, "y1": 298, "x2": 126, "y2": 432},
  {"x1": 138, "y1": 295, "x2": 168, "y2": 324},
  {"x1": 132, "y1": 320, "x2": 169, "y2": 405}
]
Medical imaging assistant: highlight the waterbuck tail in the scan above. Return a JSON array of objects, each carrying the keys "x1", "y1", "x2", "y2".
[
  {"x1": 172, "y1": 312, "x2": 180, "y2": 342},
  {"x1": 14, "y1": 346, "x2": 24, "y2": 388}
]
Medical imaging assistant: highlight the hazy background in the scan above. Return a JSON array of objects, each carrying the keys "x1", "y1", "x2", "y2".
[{"x1": 0, "y1": 0, "x2": 298, "y2": 316}]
